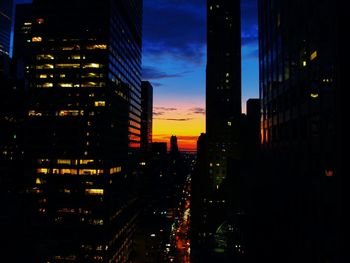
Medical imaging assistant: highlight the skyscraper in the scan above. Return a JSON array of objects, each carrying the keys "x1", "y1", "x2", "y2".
[
  {"x1": 170, "y1": 135, "x2": 178, "y2": 154},
  {"x1": 206, "y1": 0, "x2": 241, "y2": 189},
  {"x1": 0, "y1": 0, "x2": 12, "y2": 56},
  {"x1": 141, "y1": 81, "x2": 153, "y2": 153},
  {"x1": 0, "y1": 0, "x2": 13, "y2": 76},
  {"x1": 258, "y1": 0, "x2": 340, "y2": 260},
  {"x1": 22, "y1": 0, "x2": 143, "y2": 261}
]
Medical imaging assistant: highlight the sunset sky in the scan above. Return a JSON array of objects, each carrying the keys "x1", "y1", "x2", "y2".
[{"x1": 13, "y1": 0, "x2": 259, "y2": 152}]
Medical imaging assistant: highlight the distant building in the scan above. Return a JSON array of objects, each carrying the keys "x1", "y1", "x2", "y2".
[
  {"x1": 170, "y1": 135, "x2": 178, "y2": 154},
  {"x1": 141, "y1": 81, "x2": 153, "y2": 153},
  {"x1": 257, "y1": 0, "x2": 340, "y2": 260},
  {"x1": 151, "y1": 142, "x2": 167, "y2": 157},
  {"x1": 22, "y1": 0, "x2": 143, "y2": 261}
]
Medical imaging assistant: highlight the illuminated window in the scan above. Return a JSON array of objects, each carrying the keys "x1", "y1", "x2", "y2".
[
  {"x1": 58, "y1": 83, "x2": 73, "y2": 88},
  {"x1": 36, "y1": 83, "x2": 53, "y2": 88},
  {"x1": 57, "y1": 208, "x2": 75, "y2": 213},
  {"x1": 89, "y1": 219, "x2": 104, "y2": 225},
  {"x1": 59, "y1": 74, "x2": 66, "y2": 78},
  {"x1": 70, "y1": 55, "x2": 81, "y2": 60},
  {"x1": 79, "y1": 169, "x2": 103, "y2": 175},
  {"x1": 94, "y1": 101, "x2": 106, "y2": 107},
  {"x1": 37, "y1": 168, "x2": 49, "y2": 174},
  {"x1": 302, "y1": 61, "x2": 307, "y2": 67},
  {"x1": 28, "y1": 110, "x2": 42, "y2": 116},
  {"x1": 36, "y1": 64, "x2": 54, "y2": 69},
  {"x1": 82, "y1": 72, "x2": 105, "y2": 78},
  {"x1": 85, "y1": 189, "x2": 104, "y2": 195},
  {"x1": 310, "y1": 50, "x2": 317, "y2": 61},
  {"x1": 36, "y1": 178, "x2": 43, "y2": 184},
  {"x1": 37, "y1": 54, "x2": 54, "y2": 60},
  {"x1": 86, "y1": 44, "x2": 107, "y2": 50},
  {"x1": 58, "y1": 110, "x2": 84, "y2": 116},
  {"x1": 83, "y1": 63, "x2": 103, "y2": 68},
  {"x1": 39, "y1": 74, "x2": 47, "y2": 78},
  {"x1": 227, "y1": 121, "x2": 232, "y2": 126},
  {"x1": 80, "y1": 159, "x2": 94, "y2": 165},
  {"x1": 32, "y1": 36, "x2": 42, "y2": 42},
  {"x1": 56, "y1": 63, "x2": 80, "y2": 69},
  {"x1": 110, "y1": 167, "x2": 122, "y2": 174},
  {"x1": 57, "y1": 159, "x2": 71, "y2": 164},
  {"x1": 61, "y1": 45, "x2": 80, "y2": 51},
  {"x1": 38, "y1": 159, "x2": 50, "y2": 164},
  {"x1": 60, "y1": 169, "x2": 78, "y2": 175},
  {"x1": 24, "y1": 22, "x2": 32, "y2": 26},
  {"x1": 81, "y1": 82, "x2": 106, "y2": 87}
]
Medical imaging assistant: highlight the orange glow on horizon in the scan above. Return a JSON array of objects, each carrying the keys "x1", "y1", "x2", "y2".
[{"x1": 152, "y1": 104, "x2": 205, "y2": 152}]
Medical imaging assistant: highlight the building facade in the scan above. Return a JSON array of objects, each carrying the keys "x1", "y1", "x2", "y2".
[
  {"x1": 0, "y1": 0, "x2": 12, "y2": 56},
  {"x1": 258, "y1": 0, "x2": 340, "y2": 260},
  {"x1": 21, "y1": 0, "x2": 143, "y2": 261},
  {"x1": 206, "y1": 0, "x2": 241, "y2": 189},
  {"x1": 0, "y1": 0, "x2": 13, "y2": 75}
]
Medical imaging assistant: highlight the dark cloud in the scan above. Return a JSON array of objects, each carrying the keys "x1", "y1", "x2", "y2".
[
  {"x1": 142, "y1": 66, "x2": 189, "y2": 80},
  {"x1": 150, "y1": 82, "x2": 163, "y2": 87},
  {"x1": 153, "y1": 111, "x2": 164, "y2": 116},
  {"x1": 241, "y1": 0, "x2": 258, "y2": 46},
  {"x1": 190, "y1": 107, "x2": 205, "y2": 115},
  {"x1": 154, "y1": 107, "x2": 177, "y2": 111},
  {"x1": 143, "y1": 0, "x2": 206, "y2": 64},
  {"x1": 176, "y1": 135, "x2": 200, "y2": 141},
  {"x1": 156, "y1": 118, "x2": 192, "y2": 122},
  {"x1": 153, "y1": 107, "x2": 178, "y2": 117}
]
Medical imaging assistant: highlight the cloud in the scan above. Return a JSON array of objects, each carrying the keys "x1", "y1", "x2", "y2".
[
  {"x1": 153, "y1": 107, "x2": 178, "y2": 117},
  {"x1": 241, "y1": 0, "x2": 258, "y2": 47},
  {"x1": 150, "y1": 82, "x2": 163, "y2": 87},
  {"x1": 176, "y1": 135, "x2": 200, "y2": 141},
  {"x1": 143, "y1": 0, "x2": 206, "y2": 65},
  {"x1": 190, "y1": 107, "x2": 205, "y2": 115},
  {"x1": 243, "y1": 47, "x2": 259, "y2": 59},
  {"x1": 142, "y1": 66, "x2": 189, "y2": 80},
  {"x1": 156, "y1": 118, "x2": 192, "y2": 122},
  {"x1": 153, "y1": 111, "x2": 164, "y2": 116},
  {"x1": 154, "y1": 107, "x2": 177, "y2": 111}
]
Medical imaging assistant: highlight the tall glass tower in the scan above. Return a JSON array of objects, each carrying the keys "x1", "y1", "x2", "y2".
[
  {"x1": 22, "y1": 0, "x2": 143, "y2": 261},
  {"x1": 206, "y1": 0, "x2": 241, "y2": 189}
]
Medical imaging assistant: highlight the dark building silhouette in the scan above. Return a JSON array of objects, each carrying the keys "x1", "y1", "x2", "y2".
[
  {"x1": 151, "y1": 142, "x2": 167, "y2": 157},
  {"x1": 170, "y1": 135, "x2": 178, "y2": 154},
  {"x1": 206, "y1": 0, "x2": 241, "y2": 189},
  {"x1": 191, "y1": 1, "x2": 243, "y2": 261},
  {"x1": 0, "y1": 0, "x2": 13, "y2": 75},
  {"x1": 141, "y1": 81, "x2": 153, "y2": 153},
  {"x1": 0, "y1": 0, "x2": 12, "y2": 57},
  {"x1": 20, "y1": 0, "x2": 143, "y2": 261},
  {"x1": 257, "y1": 0, "x2": 341, "y2": 261}
]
